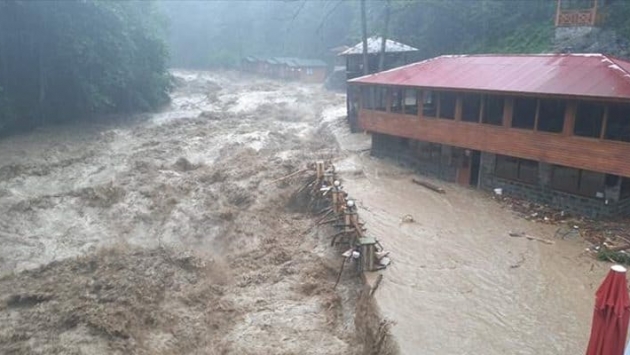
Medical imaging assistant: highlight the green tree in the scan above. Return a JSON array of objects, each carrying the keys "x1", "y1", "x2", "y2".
[{"x1": 0, "y1": 0, "x2": 171, "y2": 135}]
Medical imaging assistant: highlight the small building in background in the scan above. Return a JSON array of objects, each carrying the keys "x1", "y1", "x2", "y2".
[
  {"x1": 338, "y1": 36, "x2": 419, "y2": 131},
  {"x1": 241, "y1": 56, "x2": 327, "y2": 84},
  {"x1": 349, "y1": 53, "x2": 630, "y2": 217},
  {"x1": 289, "y1": 58, "x2": 328, "y2": 83}
]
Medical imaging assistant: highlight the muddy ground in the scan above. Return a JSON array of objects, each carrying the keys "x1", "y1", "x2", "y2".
[{"x1": 0, "y1": 71, "x2": 363, "y2": 354}]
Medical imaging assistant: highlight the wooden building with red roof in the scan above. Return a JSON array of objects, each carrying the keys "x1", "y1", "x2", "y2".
[{"x1": 349, "y1": 53, "x2": 630, "y2": 217}]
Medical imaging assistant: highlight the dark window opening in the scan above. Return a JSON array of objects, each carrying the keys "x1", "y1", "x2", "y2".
[
  {"x1": 622, "y1": 177, "x2": 630, "y2": 199},
  {"x1": 414, "y1": 142, "x2": 442, "y2": 163},
  {"x1": 537, "y1": 99, "x2": 565, "y2": 133},
  {"x1": 605, "y1": 104, "x2": 630, "y2": 142},
  {"x1": 462, "y1": 93, "x2": 481, "y2": 122},
  {"x1": 512, "y1": 97, "x2": 537, "y2": 129},
  {"x1": 574, "y1": 102, "x2": 604, "y2": 138},
  {"x1": 361, "y1": 87, "x2": 374, "y2": 110},
  {"x1": 391, "y1": 87, "x2": 403, "y2": 113},
  {"x1": 438, "y1": 92, "x2": 456, "y2": 120},
  {"x1": 481, "y1": 95, "x2": 504, "y2": 126},
  {"x1": 423, "y1": 90, "x2": 437, "y2": 117},
  {"x1": 404, "y1": 89, "x2": 418, "y2": 115},
  {"x1": 551, "y1": 165, "x2": 605, "y2": 197},
  {"x1": 494, "y1": 155, "x2": 538, "y2": 184},
  {"x1": 605, "y1": 174, "x2": 620, "y2": 188},
  {"x1": 375, "y1": 86, "x2": 388, "y2": 111}
]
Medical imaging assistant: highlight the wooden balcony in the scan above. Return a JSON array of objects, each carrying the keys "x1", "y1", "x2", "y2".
[
  {"x1": 556, "y1": 8, "x2": 597, "y2": 27},
  {"x1": 358, "y1": 109, "x2": 630, "y2": 179}
]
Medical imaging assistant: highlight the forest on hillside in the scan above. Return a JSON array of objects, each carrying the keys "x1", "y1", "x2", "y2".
[
  {"x1": 162, "y1": 0, "x2": 630, "y2": 68},
  {"x1": 2, "y1": 0, "x2": 630, "y2": 135}
]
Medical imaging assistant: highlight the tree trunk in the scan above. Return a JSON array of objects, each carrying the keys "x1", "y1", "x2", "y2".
[
  {"x1": 378, "y1": 0, "x2": 391, "y2": 72},
  {"x1": 360, "y1": 0, "x2": 369, "y2": 76}
]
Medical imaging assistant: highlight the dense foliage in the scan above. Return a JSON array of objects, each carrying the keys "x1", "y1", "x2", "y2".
[{"x1": 0, "y1": 0, "x2": 171, "y2": 134}]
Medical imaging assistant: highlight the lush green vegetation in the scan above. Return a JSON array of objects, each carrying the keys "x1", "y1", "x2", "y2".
[{"x1": 0, "y1": 0, "x2": 171, "y2": 134}]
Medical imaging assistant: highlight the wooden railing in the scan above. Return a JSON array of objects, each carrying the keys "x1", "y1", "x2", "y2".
[{"x1": 556, "y1": 9, "x2": 597, "y2": 27}]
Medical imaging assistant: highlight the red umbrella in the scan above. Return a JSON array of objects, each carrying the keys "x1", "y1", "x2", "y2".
[{"x1": 586, "y1": 265, "x2": 630, "y2": 355}]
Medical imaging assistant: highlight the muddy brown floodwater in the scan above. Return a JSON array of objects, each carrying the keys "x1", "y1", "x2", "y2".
[
  {"x1": 326, "y1": 117, "x2": 614, "y2": 354},
  {"x1": 0, "y1": 70, "x2": 615, "y2": 355},
  {"x1": 0, "y1": 71, "x2": 362, "y2": 354}
]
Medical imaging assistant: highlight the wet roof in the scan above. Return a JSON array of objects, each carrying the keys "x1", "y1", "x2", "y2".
[
  {"x1": 339, "y1": 36, "x2": 418, "y2": 56},
  {"x1": 349, "y1": 53, "x2": 630, "y2": 100}
]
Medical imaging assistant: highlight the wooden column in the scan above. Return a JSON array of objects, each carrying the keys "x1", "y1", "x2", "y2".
[
  {"x1": 417, "y1": 89, "x2": 423, "y2": 119},
  {"x1": 454, "y1": 94, "x2": 462, "y2": 121},
  {"x1": 562, "y1": 101, "x2": 577, "y2": 137},
  {"x1": 600, "y1": 105, "x2": 609, "y2": 140},
  {"x1": 503, "y1": 97, "x2": 514, "y2": 128}
]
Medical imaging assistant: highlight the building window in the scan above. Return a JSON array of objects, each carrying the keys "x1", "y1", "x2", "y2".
[
  {"x1": 574, "y1": 102, "x2": 604, "y2": 138},
  {"x1": 415, "y1": 142, "x2": 442, "y2": 163},
  {"x1": 391, "y1": 87, "x2": 403, "y2": 113},
  {"x1": 423, "y1": 90, "x2": 437, "y2": 117},
  {"x1": 622, "y1": 177, "x2": 630, "y2": 199},
  {"x1": 512, "y1": 97, "x2": 537, "y2": 129},
  {"x1": 494, "y1": 155, "x2": 538, "y2": 184},
  {"x1": 361, "y1": 87, "x2": 374, "y2": 110},
  {"x1": 404, "y1": 89, "x2": 418, "y2": 115},
  {"x1": 438, "y1": 92, "x2": 457, "y2": 120},
  {"x1": 537, "y1": 99, "x2": 565, "y2": 133},
  {"x1": 462, "y1": 93, "x2": 481, "y2": 122},
  {"x1": 306, "y1": 68, "x2": 313, "y2": 75},
  {"x1": 375, "y1": 86, "x2": 388, "y2": 111},
  {"x1": 551, "y1": 165, "x2": 605, "y2": 197},
  {"x1": 481, "y1": 95, "x2": 504, "y2": 126},
  {"x1": 605, "y1": 103, "x2": 630, "y2": 142}
]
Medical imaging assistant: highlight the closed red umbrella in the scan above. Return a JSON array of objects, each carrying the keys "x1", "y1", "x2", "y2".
[{"x1": 586, "y1": 265, "x2": 630, "y2": 355}]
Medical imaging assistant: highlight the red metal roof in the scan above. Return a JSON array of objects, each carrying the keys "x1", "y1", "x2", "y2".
[{"x1": 348, "y1": 54, "x2": 630, "y2": 100}]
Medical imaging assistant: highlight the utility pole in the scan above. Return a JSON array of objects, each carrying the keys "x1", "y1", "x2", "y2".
[
  {"x1": 378, "y1": 0, "x2": 391, "y2": 72},
  {"x1": 360, "y1": 0, "x2": 369, "y2": 75}
]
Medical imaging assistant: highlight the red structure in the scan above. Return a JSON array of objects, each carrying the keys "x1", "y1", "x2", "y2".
[
  {"x1": 348, "y1": 54, "x2": 630, "y2": 217},
  {"x1": 585, "y1": 265, "x2": 629, "y2": 355},
  {"x1": 556, "y1": 0, "x2": 599, "y2": 27}
]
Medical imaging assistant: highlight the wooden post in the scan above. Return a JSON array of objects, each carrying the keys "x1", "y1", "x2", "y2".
[
  {"x1": 316, "y1": 161, "x2": 325, "y2": 180},
  {"x1": 418, "y1": 89, "x2": 423, "y2": 119},
  {"x1": 454, "y1": 94, "x2": 462, "y2": 121},
  {"x1": 555, "y1": 0, "x2": 562, "y2": 27},
  {"x1": 592, "y1": 0, "x2": 598, "y2": 26},
  {"x1": 503, "y1": 97, "x2": 514, "y2": 128},
  {"x1": 359, "y1": 237, "x2": 377, "y2": 272},
  {"x1": 600, "y1": 105, "x2": 609, "y2": 140},
  {"x1": 562, "y1": 101, "x2": 577, "y2": 137}
]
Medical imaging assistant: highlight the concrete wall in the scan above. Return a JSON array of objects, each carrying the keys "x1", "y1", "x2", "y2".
[{"x1": 479, "y1": 152, "x2": 630, "y2": 218}]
